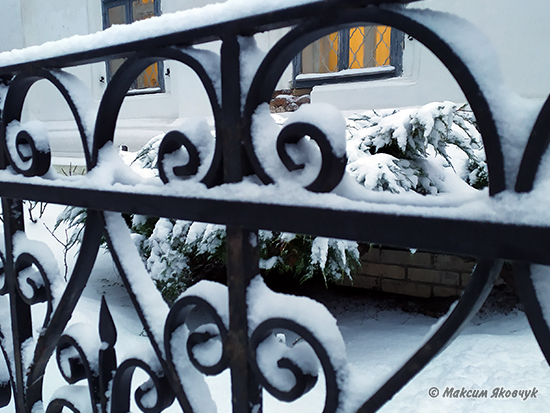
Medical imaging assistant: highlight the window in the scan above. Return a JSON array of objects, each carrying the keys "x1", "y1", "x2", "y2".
[
  {"x1": 102, "y1": 0, "x2": 163, "y2": 93},
  {"x1": 293, "y1": 25, "x2": 403, "y2": 88}
]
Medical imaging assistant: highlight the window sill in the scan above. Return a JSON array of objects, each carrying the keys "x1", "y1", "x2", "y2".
[
  {"x1": 294, "y1": 65, "x2": 397, "y2": 88},
  {"x1": 127, "y1": 86, "x2": 164, "y2": 96}
]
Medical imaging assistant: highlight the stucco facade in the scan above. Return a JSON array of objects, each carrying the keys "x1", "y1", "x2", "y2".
[{"x1": 0, "y1": 0, "x2": 548, "y2": 159}]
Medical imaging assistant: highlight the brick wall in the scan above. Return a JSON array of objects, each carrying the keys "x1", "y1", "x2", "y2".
[{"x1": 340, "y1": 246, "x2": 477, "y2": 298}]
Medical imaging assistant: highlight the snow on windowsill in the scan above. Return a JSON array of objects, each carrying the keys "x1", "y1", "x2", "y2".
[{"x1": 296, "y1": 66, "x2": 396, "y2": 82}]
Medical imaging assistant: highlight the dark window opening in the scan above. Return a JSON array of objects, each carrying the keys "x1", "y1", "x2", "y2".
[
  {"x1": 293, "y1": 25, "x2": 403, "y2": 89},
  {"x1": 102, "y1": 0, "x2": 164, "y2": 93}
]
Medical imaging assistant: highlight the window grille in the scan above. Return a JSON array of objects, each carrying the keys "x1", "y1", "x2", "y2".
[
  {"x1": 102, "y1": 0, "x2": 164, "y2": 92},
  {"x1": 294, "y1": 25, "x2": 403, "y2": 88}
]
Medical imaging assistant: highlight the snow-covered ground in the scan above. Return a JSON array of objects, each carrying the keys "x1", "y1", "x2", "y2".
[
  {"x1": 12, "y1": 204, "x2": 548, "y2": 413},
  {"x1": 338, "y1": 297, "x2": 548, "y2": 412}
]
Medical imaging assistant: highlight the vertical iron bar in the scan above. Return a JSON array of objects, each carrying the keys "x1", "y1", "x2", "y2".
[
  {"x1": 338, "y1": 28, "x2": 350, "y2": 71},
  {"x1": 226, "y1": 227, "x2": 262, "y2": 413},
  {"x1": 221, "y1": 35, "x2": 244, "y2": 184},
  {"x1": 292, "y1": 54, "x2": 302, "y2": 89},
  {"x1": 390, "y1": 28, "x2": 404, "y2": 76},
  {"x1": 2, "y1": 199, "x2": 32, "y2": 413},
  {"x1": 1, "y1": 85, "x2": 32, "y2": 413},
  {"x1": 221, "y1": 34, "x2": 262, "y2": 412}
]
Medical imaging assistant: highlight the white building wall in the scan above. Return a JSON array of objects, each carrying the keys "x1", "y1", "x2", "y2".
[
  {"x1": 0, "y1": 3, "x2": 24, "y2": 53},
  {"x1": 3, "y1": 0, "x2": 549, "y2": 157},
  {"x1": 15, "y1": 0, "x2": 99, "y2": 159},
  {"x1": 312, "y1": 0, "x2": 550, "y2": 109}
]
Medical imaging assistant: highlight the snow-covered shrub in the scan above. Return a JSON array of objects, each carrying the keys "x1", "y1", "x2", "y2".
[
  {"x1": 260, "y1": 232, "x2": 360, "y2": 283},
  {"x1": 132, "y1": 217, "x2": 226, "y2": 302},
  {"x1": 53, "y1": 206, "x2": 88, "y2": 249},
  {"x1": 132, "y1": 217, "x2": 359, "y2": 301},
  {"x1": 54, "y1": 101, "x2": 486, "y2": 301},
  {"x1": 346, "y1": 101, "x2": 487, "y2": 194},
  {"x1": 132, "y1": 134, "x2": 162, "y2": 170}
]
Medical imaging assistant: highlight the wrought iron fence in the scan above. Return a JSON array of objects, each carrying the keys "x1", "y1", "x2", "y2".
[{"x1": 0, "y1": 0, "x2": 549, "y2": 412}]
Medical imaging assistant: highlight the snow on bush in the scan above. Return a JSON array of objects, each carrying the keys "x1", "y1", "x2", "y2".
[
  {"x1": 56, "y1": 101, "x2": 486, "y2": 301},
  {"x1": 346, "y1": 101, "x2": 487, "y2": 194},
  {"x1": 130, "y1": 217, "x2": 360, "y2": 302},
  {"x1": 133, "y1": 218, "x2": 227, "y2": 302}
]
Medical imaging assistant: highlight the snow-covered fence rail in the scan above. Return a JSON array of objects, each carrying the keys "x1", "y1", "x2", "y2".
[{"x1": 0, "y1": 0, "x2": 549, "y2": 412}]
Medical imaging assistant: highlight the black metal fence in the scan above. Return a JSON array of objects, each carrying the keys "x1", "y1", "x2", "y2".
[{"x1": 0, "y1": 0, "x2": 549, "y2": 412}]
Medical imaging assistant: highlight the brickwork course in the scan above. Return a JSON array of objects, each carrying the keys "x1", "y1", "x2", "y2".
[{"x1": 340, "y1": 246, "x2": 477, "y2": 298}]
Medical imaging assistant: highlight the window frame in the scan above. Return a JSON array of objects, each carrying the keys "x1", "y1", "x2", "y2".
[
  {"x1": 102, "y1": 0, "x2": 165, "y2": 94},
  {"x1": 292, "y1": 27, "x2": 404, "y2": 89}
]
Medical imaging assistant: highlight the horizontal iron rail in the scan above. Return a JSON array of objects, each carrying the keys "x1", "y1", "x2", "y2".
[
  {"x1": 0, "y1": 180, "x2": 547, "y2": 264},
  {"x1": 0, "y1": 0, "x2": 418, "y2": 74}
]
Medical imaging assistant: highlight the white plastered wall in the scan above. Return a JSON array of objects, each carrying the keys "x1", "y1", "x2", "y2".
[
  {"x1": 12, "y1": 0, "x2": 289, "y2": 157},
  {"x1": 311, "y1": 0, "x2": 550, "y2": 110},
  {"x1": 7, "y1": 0, "x2": 550, "y2": 158}
]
